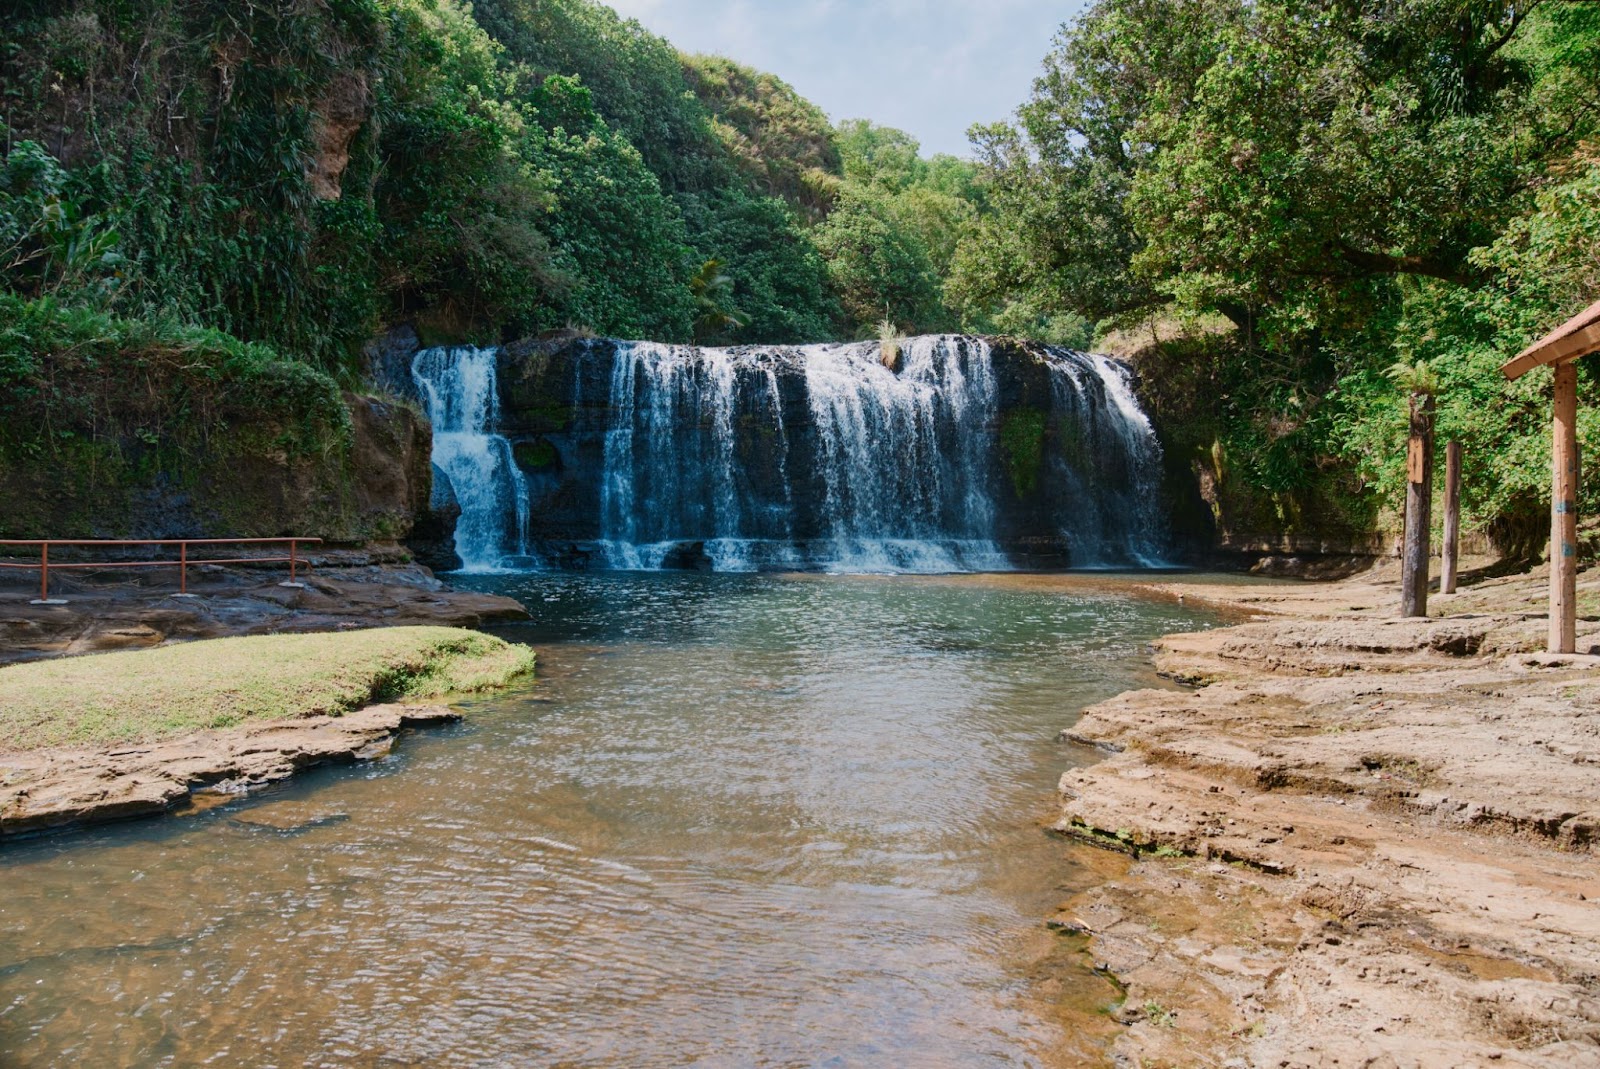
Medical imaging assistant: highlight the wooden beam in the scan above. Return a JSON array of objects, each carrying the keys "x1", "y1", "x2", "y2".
[
  {"x1": 1401, "y1": 392, "x2": 1435, "y2": 618},
  {"x1": 1503, "y1": 318, "x2": 1600, "y2": 381},
  {"x1": 1550, "y1": 362, "x2": 1579, "y2": 653},
  {"x1": 1441, "y1": 440, "x2": 1462, "y2": 595}
]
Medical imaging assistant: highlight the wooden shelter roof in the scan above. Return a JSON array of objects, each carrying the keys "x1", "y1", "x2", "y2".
[{"x1": 1501, "y1": 297, "x2": 1600, "y2": 380}]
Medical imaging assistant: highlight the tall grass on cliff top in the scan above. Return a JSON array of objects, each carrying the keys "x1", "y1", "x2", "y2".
[{"x1": 0, "y1": 628, "x2": 537, "y2": 751}]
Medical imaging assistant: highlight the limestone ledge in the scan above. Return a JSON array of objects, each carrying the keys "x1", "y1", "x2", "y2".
[
  {"x1": 1, "y1": 704, "x2": 460, "y2": 838},
  {"x1": 1052, "y1": 564, "x2": 1600, "y2": 1068}
]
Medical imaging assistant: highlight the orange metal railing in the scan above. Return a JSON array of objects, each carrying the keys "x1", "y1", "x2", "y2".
[{"x1": 0, "y1": 538, "x2": 322, "y2": 603}]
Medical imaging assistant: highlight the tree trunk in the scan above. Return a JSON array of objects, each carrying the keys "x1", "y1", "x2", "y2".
[
  {"x1": 1401, "y1": 392, "x2": 1436, "y2": 618},
  {"x1": 1550, "y1": 363, "x2": 1579, "y2": 654},
  {"x1": 1441, "y1": 441, "x2": 1462, "y2": 595}
]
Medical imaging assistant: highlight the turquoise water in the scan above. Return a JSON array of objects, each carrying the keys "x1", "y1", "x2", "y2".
[{"x1": 0, "y1": 572, "x2": 1217, "y2": 1068}]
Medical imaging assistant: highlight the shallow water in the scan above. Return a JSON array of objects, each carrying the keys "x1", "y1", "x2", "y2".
[{"x1": 0, "y1": 572, "x2": 1217, "y2": 1068}]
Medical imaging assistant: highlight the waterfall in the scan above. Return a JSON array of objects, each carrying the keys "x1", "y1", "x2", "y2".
[
  {"x1": 411, "y1": 347, "x2": 532, "y2": 572},
  {"x1": 1040, "y1": 348, "x2": 1170, "y2": 566},
  {"x1": 801, "y1": 336, "x2": 1008, "y2": 572},
  {"x1": 598, "y1": 342, "x2": 766, "y2": 570},
  {"x1": 416, "y1": 334, "x2": 1172, "y2": 573}
]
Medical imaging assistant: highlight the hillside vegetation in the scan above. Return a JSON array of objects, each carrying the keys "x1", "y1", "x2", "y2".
[
  {"x1": 958, "y1": 0, "x2": 1600, "y2": 550},
  {"x1": 1, "y1": 0, "x2": 1597, "y2": 551}
]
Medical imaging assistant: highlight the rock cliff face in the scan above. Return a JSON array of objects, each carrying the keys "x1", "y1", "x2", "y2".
[
  {"x1": 0, "y1": 392, "x2": 437, "y2": 547},
  {"x1": 385, "y1": 332, "x2": 1196, "y2": 571}
]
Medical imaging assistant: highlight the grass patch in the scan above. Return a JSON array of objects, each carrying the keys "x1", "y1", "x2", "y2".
[{"x1": 0, "y1": 627, "x2": 536, "y2": 751}]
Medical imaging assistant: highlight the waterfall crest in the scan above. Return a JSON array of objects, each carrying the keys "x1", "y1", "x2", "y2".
[
  {"x1": 411, "y1": 347, "x2": 531, "y2": 572},
  {"x1": 413, "y1": 335, "x2": 1171, "y2": 573}
]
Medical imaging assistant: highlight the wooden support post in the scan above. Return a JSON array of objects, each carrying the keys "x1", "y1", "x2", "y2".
[
  {"x1": 1551, "y1": 362, "x2": 1579, "y2": 654},
  {"x1": 1401, "y1": 392, "x2": 1436, "y2": 618},
  {"x1": 1441, "y1": 441, "x2": 1462, "y2": 595}
]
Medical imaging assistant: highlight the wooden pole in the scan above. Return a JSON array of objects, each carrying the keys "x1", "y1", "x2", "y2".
[
  {"x1": 1401, "y1": 392, "x2": 1436, "y2": 618},
  {"x1": 1441, "y1": 440, "x2": 1462, "y2": 595},
  {"x1": 1550, "y1": 362, "x2": 1579, "y2": 654}
]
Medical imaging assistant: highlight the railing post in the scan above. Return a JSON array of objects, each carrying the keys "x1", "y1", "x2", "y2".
[
  {"x1": 180, "y1": 541, "x2": 188, "y2": 595},
  {"x1": 30, "y1": 542, "x2": 64, "y2": 605},
  {"x1": 280, "y1": 538, "x2": 305, "y2": 589},
  {"x1": 1400, "y1": 391, "x2": 1436, "y2": 618}
]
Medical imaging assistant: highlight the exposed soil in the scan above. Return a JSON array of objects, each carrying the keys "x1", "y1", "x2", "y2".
[{"x1": 1054, "y1": 560, "x2": 1600, "y2": 1067}]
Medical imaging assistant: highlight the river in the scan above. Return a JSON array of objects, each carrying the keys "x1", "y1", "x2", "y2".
[{"x1": 0, "y1": 572, "x2": 1216, "y2": 1068}]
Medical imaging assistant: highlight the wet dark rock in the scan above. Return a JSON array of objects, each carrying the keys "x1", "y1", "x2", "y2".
[
  {"x1": 478, "y1": 335, "x2": 1187, "y2": 567},
  {"x1": 0, "y1": 563, "x2": 527, "y2": 666}
]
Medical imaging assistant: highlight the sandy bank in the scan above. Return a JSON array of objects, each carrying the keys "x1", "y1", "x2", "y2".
[{"x1": 1055, "y1": 561, "x2": 1600, "y2": 1068}]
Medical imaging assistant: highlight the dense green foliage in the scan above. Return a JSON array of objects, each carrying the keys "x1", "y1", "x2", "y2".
[
  {"x1": 0, "y1": 0, "x2": 782, "y2": 355},
  {"x1": 958, "y1": 0, "x2": 1600, "y2": 546},
  {"x1": 0, "y1": 292, "x2": 353, "y2": 534},
  {"x1": 5, "y1": 0, "x2": 1595, "y2": 550}
]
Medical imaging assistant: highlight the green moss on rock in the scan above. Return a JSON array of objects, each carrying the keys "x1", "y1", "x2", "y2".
[
  {"x1": 1000, "y1": 408, "x2": 1048, "y2": 498},
  {"x1": 0, "y1": 296, "x2": 425, "y2": 541},
  {"x1": 513, "y1": 438, "x2": 559, "y2": 471}
]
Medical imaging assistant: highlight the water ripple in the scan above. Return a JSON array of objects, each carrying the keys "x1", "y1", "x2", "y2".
[{"x1": 0, "y1": 572, "x2": 1215, "y2": 1068}]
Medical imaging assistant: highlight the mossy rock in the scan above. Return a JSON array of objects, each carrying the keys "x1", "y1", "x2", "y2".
[
  {"x1": 1000, "y1": 408, "x2": 1048, "y2": 498},
  {"x1": 513, "y1": 438, "x2": 560, "y2": 472}
]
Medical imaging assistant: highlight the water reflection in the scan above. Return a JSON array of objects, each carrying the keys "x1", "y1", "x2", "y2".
[{"x1": 0, "y1": 573, "x2": 1215, "y2": 1068}]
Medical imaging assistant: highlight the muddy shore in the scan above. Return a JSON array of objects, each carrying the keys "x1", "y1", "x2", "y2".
[{"x1": 1055, "y1": 562, "x2": 1600, "y2": 1068}]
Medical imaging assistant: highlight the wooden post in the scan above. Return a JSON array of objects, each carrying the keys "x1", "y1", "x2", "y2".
[
  {"x1": 1401, "y1": 392, "x2": 1436, "y2": 617},
  {"x1": 1441, "y1": 440, "x2": 1462, "y2": 595},
  {"x1": 1551, "y1": 362, "x2": 1579, "y2": 654}
]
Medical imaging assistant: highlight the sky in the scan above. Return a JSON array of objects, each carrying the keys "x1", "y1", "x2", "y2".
[{"x1": 602, "y1": 1, "x2": 1092, "y2": 158}]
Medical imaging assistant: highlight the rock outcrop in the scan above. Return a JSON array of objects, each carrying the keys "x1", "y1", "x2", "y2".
[
  {"x1": 0, "y1": 390, "x2": 441, "y2": 548},
  {"x1": 0, "y1": 704, "x2": 459, "y2": 837},
  {"x1": 0, "y1": 560, "x2": 528, "y2": 666},
  {"x1": 1051, "y1": 564, "x2": 1600, "y2": 1067}
]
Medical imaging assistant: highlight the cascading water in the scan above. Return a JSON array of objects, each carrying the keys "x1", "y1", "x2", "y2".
[
  {"x1": 598, "y1": 342, "x2": 772, "y2": 570},
  {"x1": 800, "y1": 336, "x2": 1008, "y2": 572},
  {"x1": 411, "y1": 347, "x2": 532, "y2": 572},
  {"x1": 1041, "y1": 348, "x2": 1170, "y2": 566},
  {"x1": 416, "y1": 334, "x2": 1171, "y2": 573}
]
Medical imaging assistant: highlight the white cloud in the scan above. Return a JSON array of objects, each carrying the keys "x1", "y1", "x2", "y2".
[{"x1": 600, "y1": 0, "x2": 1089, "y2": 157}]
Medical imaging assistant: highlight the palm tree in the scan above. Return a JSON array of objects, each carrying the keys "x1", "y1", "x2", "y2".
[{"x1": 690, "y1": 258, "x2": 750, "y2": 342}]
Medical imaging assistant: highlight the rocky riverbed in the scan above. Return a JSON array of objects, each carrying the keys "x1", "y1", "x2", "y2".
[
  {"x1": 0, "y1": 553, "x2": 528, "y2": 666},
  {"x1": 1056, "y1": 562, "x2": 1600, "y2": 1067}
]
